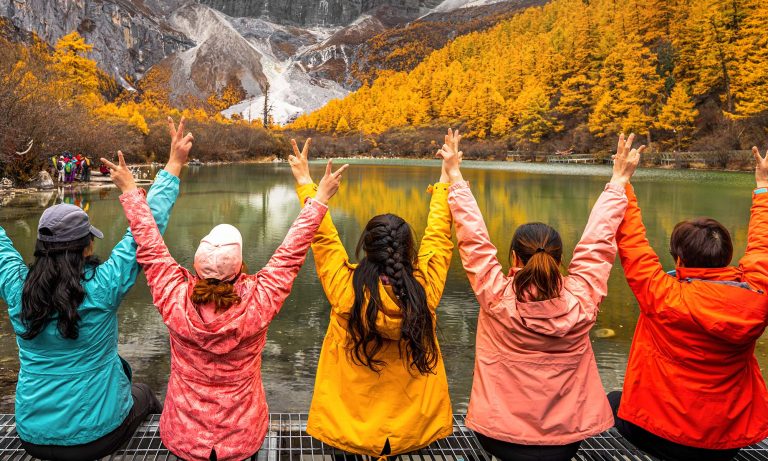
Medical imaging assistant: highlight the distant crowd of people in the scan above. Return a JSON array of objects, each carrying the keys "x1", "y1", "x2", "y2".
[{"x1": 51, "y1": 153, "x2": 94, "y2": 184}]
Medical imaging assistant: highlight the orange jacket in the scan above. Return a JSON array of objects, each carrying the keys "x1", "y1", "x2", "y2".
[{"x1": 616, "y1": 184, "x2": 768, "y2": 449}]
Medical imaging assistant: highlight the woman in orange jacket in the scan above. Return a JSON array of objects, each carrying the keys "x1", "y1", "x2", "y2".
[
  {"x1": 288, "y1": 135, "x2": 455, "y2": 458},
  {"x1": 610, "y1": 145, "x2": 768, "y2": 461}
]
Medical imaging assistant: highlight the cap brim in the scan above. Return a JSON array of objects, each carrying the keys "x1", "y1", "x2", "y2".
[{"x1": 90, "y1": 226, "x2": 104, "y2": 239}]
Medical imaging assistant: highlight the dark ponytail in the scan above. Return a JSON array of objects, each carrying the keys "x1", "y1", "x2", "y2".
[
  {"x1": 21, "y1": 235, "x2": 99, "y2": 340},
  {"x1": 511, "y1": 223, "x2": 563, "y2": 302},
  {"x1": 348, "y1": 214, "x2": 438, "y2": 375}
]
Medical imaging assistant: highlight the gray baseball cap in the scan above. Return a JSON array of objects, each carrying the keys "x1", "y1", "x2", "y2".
[{"x1": 37, "y1": 204, "x2": 104, "y2": 243}]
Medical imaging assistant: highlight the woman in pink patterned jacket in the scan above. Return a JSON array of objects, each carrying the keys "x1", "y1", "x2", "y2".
[
  {"x1": 103, "y1": 152, "x2": 348, "y2": 461},
  {"x1": 437, "y1": 132, "x2": 644, "y2": 461}
]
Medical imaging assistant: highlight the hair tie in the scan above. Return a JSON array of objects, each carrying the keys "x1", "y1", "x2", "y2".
[{"x1": 535, "y1": 247, "x2": 546, "y2": 253}]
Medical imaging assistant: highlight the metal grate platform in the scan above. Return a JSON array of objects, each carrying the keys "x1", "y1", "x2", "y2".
[{"x1": 0, "y1": 414, "x2": 766, "y2": 461}]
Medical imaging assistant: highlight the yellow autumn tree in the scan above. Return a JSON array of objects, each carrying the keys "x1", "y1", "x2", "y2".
[
  {"x1": 52, "y1": 32, "x2": 101, "y2": 105},
  {"x1": 335, "y1": 116, "x2": 351, "y2": 133},
  {"x1": 730, "y1": 0, "x2": 768, "y2": 117},
  {"x1": 657, "y1": 84, "x2": 699, "y2": 148},
  {"x1": 513, "y1": 82, "x2": 560, "y2": 144}
]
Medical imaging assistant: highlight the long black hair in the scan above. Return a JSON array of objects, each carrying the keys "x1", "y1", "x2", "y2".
[
  {"x1": 20, "y1": 235, "x2": 99, "y2": 340},
  {"x1": 348, "y1": 213, "x2": 438, "y2": 375}
]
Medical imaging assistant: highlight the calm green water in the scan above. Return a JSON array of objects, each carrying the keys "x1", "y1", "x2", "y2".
[{"x1": 0, "y1": 160, "x2": 764, "y2": 413}]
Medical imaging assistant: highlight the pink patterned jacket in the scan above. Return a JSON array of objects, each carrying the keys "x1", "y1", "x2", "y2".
[
  {"x1": 448, "y1": 181, "x2": 626, "y2": 445},
  {"x1": 119, "y1": 188, "x2": 328, "y2": 461}
]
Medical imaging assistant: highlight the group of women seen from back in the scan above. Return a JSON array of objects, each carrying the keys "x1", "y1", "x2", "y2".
[{"x1": 1, "y1": 118, "x2": 768, "y2": 461}]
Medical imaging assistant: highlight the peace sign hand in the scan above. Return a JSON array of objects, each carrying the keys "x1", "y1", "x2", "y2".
[
  {"x1": 168, "y1": 117, "x2": 193, "y2": 163},
  {"x1": 753, "y1": 146, "x2": 768, "y2": 188},
  {"x1": 289, "y1": 138, "x2": 313, "y2": 186},
  {"x1": 610, "y1": 133, "x2": 645, "y2": 186},
  {"x1": 315, "y1": 159, "x2": 350, "y2": 205},
  {"x1": 100, "y1": 151, "x2": 137, "y2": 193},
  {"x1": 436, "y1": 127, "x2": 464, "y2": 184}
]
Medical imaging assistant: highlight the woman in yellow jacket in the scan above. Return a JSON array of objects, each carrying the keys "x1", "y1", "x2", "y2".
[{"x1": 289, "y1": 133, "x2": 456, "y2": 458}]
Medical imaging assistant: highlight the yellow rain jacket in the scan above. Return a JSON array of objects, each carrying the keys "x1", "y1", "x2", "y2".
[{"x1": 297, "y1": 182, "x2": 454, "y2": 457}]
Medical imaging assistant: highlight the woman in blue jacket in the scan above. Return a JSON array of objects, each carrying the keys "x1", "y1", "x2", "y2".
[{"x1": 0, "y1": 118, "x2": 193, "y2": 461}]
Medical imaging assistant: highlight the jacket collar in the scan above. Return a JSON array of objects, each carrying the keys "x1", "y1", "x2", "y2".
[{"x1": 675, "y1": 265, "x2": 742, "y2": 282}]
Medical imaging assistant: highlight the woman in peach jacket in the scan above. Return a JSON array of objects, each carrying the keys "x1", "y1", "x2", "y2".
[
  {"x1": 104, "y1": 151, "x2": 347, "y2": 461},
  {"x1": 439, "y1": 132, "x2": 644, "y2": 461}
]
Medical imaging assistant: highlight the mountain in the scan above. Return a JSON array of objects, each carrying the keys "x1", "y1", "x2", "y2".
[
  {"x1": 0, "y1": 0, "x2": 527, "y2": 122},
  {"x1": 289, "y1": 0, "x2": 768, "y2": 154}
]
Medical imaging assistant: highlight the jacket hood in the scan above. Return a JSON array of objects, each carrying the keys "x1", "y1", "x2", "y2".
[
  {"x1": 515, "y1": 294, "x2": 584, "y2": 338},
  {"x1": 370, "y1": 284, "x2": 404, "y2": 340},
  {"x1": 507, "y1": 267, "x2": 583, "y2": 337},
  {"x1": 183, "y1": 275, "x2": 258, "y2": 355}
]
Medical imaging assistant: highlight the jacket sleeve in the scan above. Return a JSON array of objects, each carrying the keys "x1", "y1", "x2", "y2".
[
  {"x1": 448, "y1": 181, "x2": 508, "y2": 309},
  {"x1": 738, "y1": 192, "x2": 768, "y2": 292},
  {"x1": 245, "y1": 196, "x2": 328, "y2": 324},
  {"x1": 0, "y1": 227, "x2": 26, "y2": 309},
  {"x1": 296, "y1": 183, "x2": 356, "y2": 310},
  {"x1": 616, "y1": 183, "x2": 678, "y2": 314},
  {"x1": 118, "y1": 187, "x2": 187, "y2": 322},
  {"x1": 418, "y1": 183, "x2": 454, "y2": 310},
  {"x1": 94, "y1": 169, "x2": 180, "y2": 309},
  {"x1": 566, "y1": 183, "x2": 627, "y2": 310}
]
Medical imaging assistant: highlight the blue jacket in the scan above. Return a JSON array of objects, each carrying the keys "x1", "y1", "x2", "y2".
[{"x1": 0, "y1": 170, "x2": 179, "y2": 445}]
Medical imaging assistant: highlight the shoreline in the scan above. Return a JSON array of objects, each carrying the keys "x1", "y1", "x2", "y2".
[{"x1": 2, "y1": 155, "x2": 753, "y2": 198}]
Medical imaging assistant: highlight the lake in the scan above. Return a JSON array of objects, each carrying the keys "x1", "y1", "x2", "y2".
[{"x1": 0, "y1": 160, "x2": 764, "y2": 413}]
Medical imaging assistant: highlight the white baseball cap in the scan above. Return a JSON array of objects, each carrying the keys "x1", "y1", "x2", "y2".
[{"x1": 193, "y1": 224, "x2": 243, "y2": 281}]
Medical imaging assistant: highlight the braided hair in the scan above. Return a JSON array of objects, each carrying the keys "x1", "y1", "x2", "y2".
[{"x1": 348, "y1": 214, "x2": 438, "y2": 375}]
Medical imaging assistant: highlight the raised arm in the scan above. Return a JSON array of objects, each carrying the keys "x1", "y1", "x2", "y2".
[
  {"x1": 418, "y1": 182, "x2": 453, "y2": 309},
  {"x1": 247, "y1": 197, "x2": 328, "y2": 324},
  {"x1": 438, "y1": 127, "x2": 506, "y2": 308},
  {"x1": 615, "y1": 134, "x2": 677, "y2": 314},
  {"x1": 566, "y1": 183, "x2": 627, "y2": 308},
  {"x1": 119, "y1": 187, "x2": 187, "y2": 322},
  {"x1": 297, "y1": 183, "x2": 355, "y2": 308},
  {"x1": 738, "y1": 147, "x2": 768, "y2": 292},
  {"x1": 94, "y1": 169, "x2": 179, "y2": 306},
  {"x1": 94, "y1": 117, "x2": 192, "y2": 307},
  {"x1": 567, "y1": 133, "x2": 640, "y2": 307},
  {"x1": 289, "y1": 138, "x2": 354, "y2": 309},
  {"x1": 448, "y1": 182, "x2": 507, "y2": 309},
  {"x1": 617, "y1": 185, "x2": 678, "y2": 313},
  {"x1": 0, "y1": 227, "x2": 26, "y2": 308}
]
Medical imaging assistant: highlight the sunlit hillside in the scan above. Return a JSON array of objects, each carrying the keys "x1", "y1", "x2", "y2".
[{"x1": 291, "y1": 0, "x2": 768, "y2": 152}]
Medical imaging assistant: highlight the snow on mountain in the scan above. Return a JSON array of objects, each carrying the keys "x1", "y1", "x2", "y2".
[
  {"x1": 0, "y1": 0, "x2": 528, "y2": 124},
  {"x1": 432, "y1": 0, "x2": 508, "y2": 13}
]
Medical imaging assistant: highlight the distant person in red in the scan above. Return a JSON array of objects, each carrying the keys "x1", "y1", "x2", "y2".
[
  {"x1": 609, "y1": 141, "x2": 768, "y2": 461},
  {"x1": 99, "y1": 162, "x2": 110, "y2": 176}
]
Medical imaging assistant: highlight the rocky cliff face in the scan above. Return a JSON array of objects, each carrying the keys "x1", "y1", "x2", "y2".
[
  {"x1": 0, "y1": 0, "x2": 515, "y2": 122},
  {"x1": 0, "y1": 0, "x2": 192, "y2": 83},
  {"x1": 199, "y1": 0, "x2": 445, "y2": 26}
]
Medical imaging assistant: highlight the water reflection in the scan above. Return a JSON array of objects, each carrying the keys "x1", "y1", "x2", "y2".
[{"x1": 0, "y1": 161, "x2": 761, "y2": 412}]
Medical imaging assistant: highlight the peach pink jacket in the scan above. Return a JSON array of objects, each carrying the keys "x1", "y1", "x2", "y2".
[
  {"x1": 119, "y1": 188, "x2": 327, "y2": 461},
  {"x1": 448, "y1": 181, "x2": 626, "y2": 445}
]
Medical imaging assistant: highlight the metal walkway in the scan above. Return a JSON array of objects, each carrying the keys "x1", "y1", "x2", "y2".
[{"x1": 0, "y1": 414, "x2": 766, "y2": 460}]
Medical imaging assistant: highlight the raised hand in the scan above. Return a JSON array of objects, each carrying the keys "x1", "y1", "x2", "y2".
[
  {"x1": 101, "y1": 151, "x2": 136, "y2": 193},
  {"x1": 437, "y1": 127, "x2": 463, "y2": 183},
  {"x1": 165, "y1": 116, "x2": 194, "y2": 177},
  {"x1": 289, "y1": 138, "x2": 313, "y2": 186},
  {"x1": 753, "y1": 146, "x2": 768, "y2": 189},
  {"x1": 315, "y1": 159, "x2": 349, "y2": 205},
  {"x1": 611, "y1": 133, "x2": 645, "y2": 186}
]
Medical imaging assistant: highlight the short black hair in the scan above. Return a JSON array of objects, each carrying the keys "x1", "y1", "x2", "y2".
[{"x1": 670, "y1": 218, "x2": 733, "y2": 268}]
